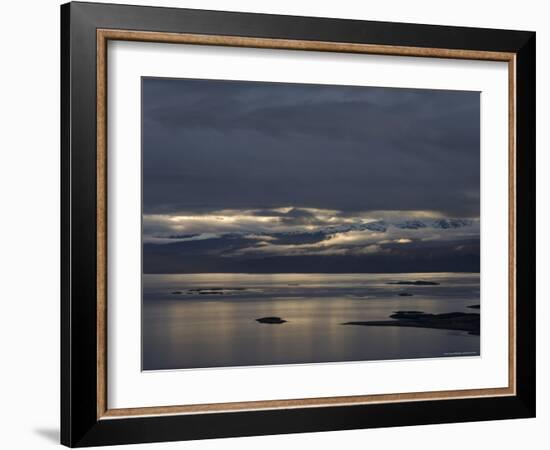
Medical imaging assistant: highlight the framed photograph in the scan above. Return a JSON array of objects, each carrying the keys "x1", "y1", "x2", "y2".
[{"x1": 61, "y1": 2, "x2": 536, "y2": 447}]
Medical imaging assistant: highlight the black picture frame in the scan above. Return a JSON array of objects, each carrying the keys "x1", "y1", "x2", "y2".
[{"x1": 61, "y1": 1, "x2": 535, "y2": 447}]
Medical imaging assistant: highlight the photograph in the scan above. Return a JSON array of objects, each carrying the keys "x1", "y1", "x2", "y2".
[{"x1": 141, "y1": 77, "x2": 481, "y2": 370}]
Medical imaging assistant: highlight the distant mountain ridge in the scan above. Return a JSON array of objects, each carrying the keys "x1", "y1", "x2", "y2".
[{"x1": 163, "y1": 218, "x2": 476, "y2": 241}]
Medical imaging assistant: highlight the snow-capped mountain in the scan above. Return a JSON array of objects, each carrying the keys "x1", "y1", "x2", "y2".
[{"x1": 161, "y1": 218, "x2": 476, "y2": 242}]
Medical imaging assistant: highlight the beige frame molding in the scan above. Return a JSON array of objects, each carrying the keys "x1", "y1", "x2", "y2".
[{"x1": 96, "y1": 28, "x2": 517, "y2": 420}]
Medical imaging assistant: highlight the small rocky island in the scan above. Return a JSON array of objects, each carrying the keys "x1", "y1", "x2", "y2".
[
  {"x1": 398, "y1": 292, "x2": 414, "y2": 296},
  {"x1": 172, "y1": 287, "x2": 247, "y2": 295},
  {"x1": 256, "y1": 316, "x2": 287, "y2": 324},
  {"x1": 343, "y1": 310, "x2": 480, "y2": 335}
]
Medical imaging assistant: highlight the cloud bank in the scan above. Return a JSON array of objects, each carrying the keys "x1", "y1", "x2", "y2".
[{"x1": 142, "y1": 78, "x2": 480, "y2": 273}]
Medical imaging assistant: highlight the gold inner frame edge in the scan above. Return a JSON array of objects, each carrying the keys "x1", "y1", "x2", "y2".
[{"x1": 96, "y1": 28, "x2": 517, "y2": 420}]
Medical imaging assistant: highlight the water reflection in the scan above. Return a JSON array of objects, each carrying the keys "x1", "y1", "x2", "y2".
[{"x1": 142, "y1": 273, "x2": 480, "y2": 370}]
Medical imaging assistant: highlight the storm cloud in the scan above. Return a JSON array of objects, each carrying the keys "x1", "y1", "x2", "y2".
[
  {"x1": 143, "y1": 78, "x2": 480, "y2": 217},
  {"x1": 142, "y1": 77, "x2": 480, "y2": 273}
]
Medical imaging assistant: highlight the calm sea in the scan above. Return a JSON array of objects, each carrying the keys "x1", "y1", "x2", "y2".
[{"x1": 142, "y1": 272, "x2": 480, "y2": 370}]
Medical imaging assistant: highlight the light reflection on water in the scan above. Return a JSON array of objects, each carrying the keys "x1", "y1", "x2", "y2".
[{"x1": 142, "y1": 273, "x2": 480, "y2": 370}]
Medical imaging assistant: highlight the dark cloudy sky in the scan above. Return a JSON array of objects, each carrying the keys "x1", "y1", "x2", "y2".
[{"x1": 142, "y1": 77, "x2": 480, "y2": 273}]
